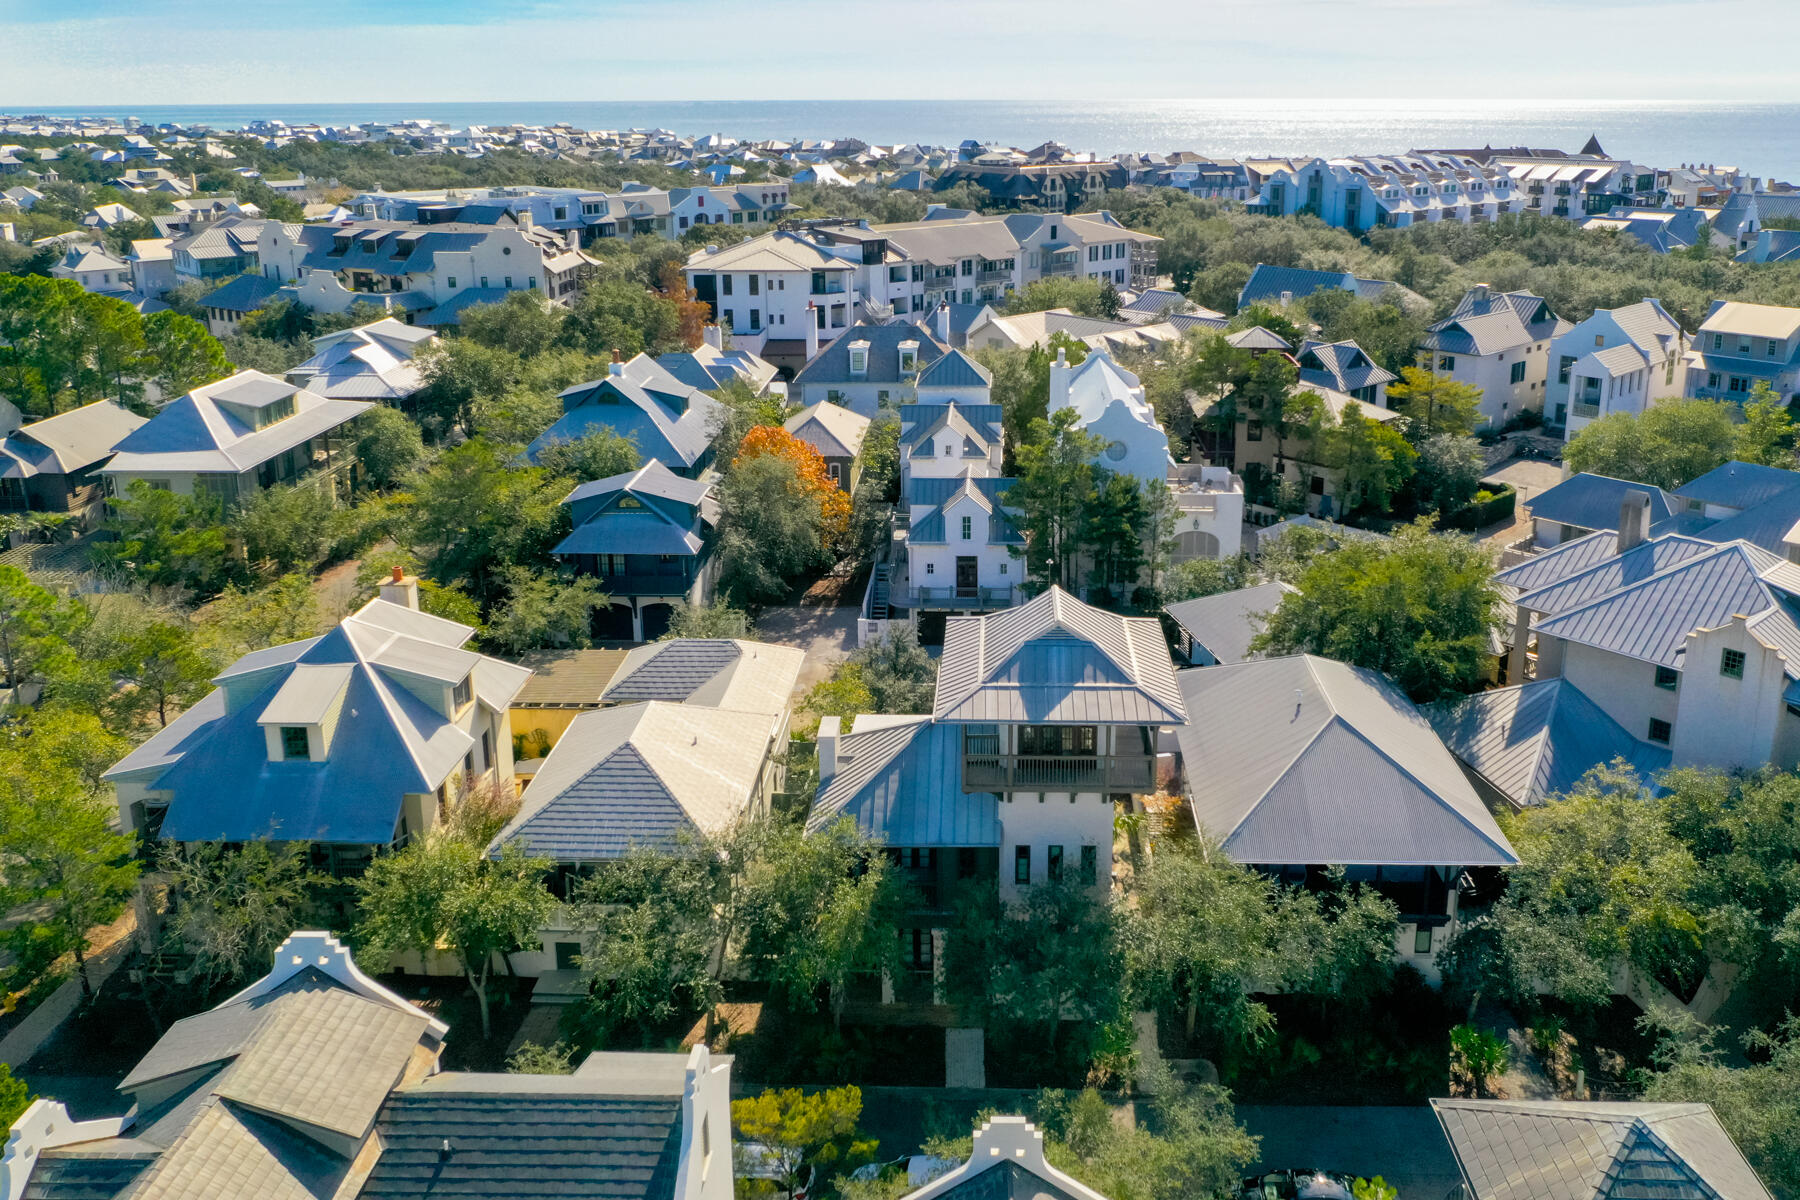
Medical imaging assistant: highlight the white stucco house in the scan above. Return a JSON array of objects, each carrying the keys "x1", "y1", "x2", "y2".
[
  {"x1": 1545, "y1": 299, "x2": 1687, "y2": 437},
  {"x1": 1048, "y1": 347, "x2": 1170, "y2": 484},
  {"x1": 1420, "y1": 285, "x2": 1572, "y2": 427}
]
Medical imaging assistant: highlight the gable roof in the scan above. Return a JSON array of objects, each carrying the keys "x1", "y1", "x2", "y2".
[
  {"x1": 908, "y1": 472, "x2": 1022, "y2": 544},
  {"x1": 600, "y1": 638, "x2": 803, "y2": 718},
  {"x1": 103, "y1": 369, "x2": 372, "y2": 475},
  {"x1": 1527, "y1": 473, "x2": 1678, "y2": 533},
  {"x1": 491, "y1": 701, "x2": 776, "y2": 861},
  {"x1": 784, "y1": 401, "x2": 872, "y2": 460},
  {"x1": 555, "y1": 460, "x2": 715, "y2": 558},
  {"x1": 1163, "y1": 582, "x2": 1293, "y2": 665},
  {"x1": 1432, "y1": 1100, "x2": 1772, "y2": 1200},
  {"x1": 1428, "y1": 677, "x2": 1670, "y2": 808},
  {"x1": 654, "y1": 341, "x2": 779, "y2": 393},
  {"x1": 1530, "y1": 539, "x2": 1800, "y2": 673},
  {"x1": 808, "y1": 716, "x2": 1000, "y2": 846},
  {"x1": 529, "y1": 354, "x2": 722, "y2": 471},
  {"x1": 1175, "y1": 655, "x2": 1517, "y2": 866},
  {"x1": 915, "y1": 348, "x2": 992, "y2": 388},
  {"x1": 935, "y1": 585, "x2": 1186, "y2": 725},
  {"x1": 1677, "y1": 460, "x2": 1800, "y2": 511},
  {"x1": 1238, "y1": 264, "x2": 1417, "y2": 310},
  {"x1": 1224, "y1": 325, "x2": 1293, "y2": 352},
  {"x1": 285, "y1": 318, "x2": 435, "y2": 400},
  {"x1": 200, "y1": 272, "x2": 281, "y2": 314},
  {"x1": 104, "y1": 598, "x2": 531, "y2": 844}
]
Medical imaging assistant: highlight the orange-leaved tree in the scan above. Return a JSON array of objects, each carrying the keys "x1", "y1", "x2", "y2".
[{"x1": 733, "y1": 425, "x2": 851, "y2": 545}]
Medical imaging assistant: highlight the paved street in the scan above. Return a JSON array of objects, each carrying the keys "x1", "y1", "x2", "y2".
[{"x1": 1238, "y1": 1105, "x2": 1461, "y2": 1200}]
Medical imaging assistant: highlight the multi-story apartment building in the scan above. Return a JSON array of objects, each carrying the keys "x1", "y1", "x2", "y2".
[
  {"x1": 343, "y1": 180, "x2": 791, "y2": 241},
  {"x1": 1248, "y1": 154, "x2": 1526, "y2": 230},
  {"x1": 1683, "y1": 301, "x2": 1800, "y2": 404},
  {"x1": 1420, "y1": 285, "x2": 1571, "y2": 427},
  {"x1": 1493, "y1": 154, "x2": 1662, "y2": 220},
  {"x1": 933, "y1": 162, "x2": 1130, "y2": 212},
  {"x1": 253, "y1": 216, "x2": 595, "y2": 326},
  {"x1": 1545, "y1": 299, "x2": 1687, "y2": 436},
  {"x1": 684, "y1": 211, "x2": 1159, "y2": 357}
]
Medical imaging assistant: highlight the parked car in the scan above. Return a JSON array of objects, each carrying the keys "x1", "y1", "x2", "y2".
[{"x1": 1240, "y1": 1169, "x2": 1358, "y2": 1200}]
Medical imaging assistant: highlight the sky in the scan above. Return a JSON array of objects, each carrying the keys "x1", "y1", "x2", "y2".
[{"x1": 4, "y1": 0, "x2": 1798, "y2": 105}]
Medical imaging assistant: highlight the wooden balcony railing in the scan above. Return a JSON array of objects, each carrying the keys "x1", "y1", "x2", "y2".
[{"x1": 962, "y1": 754, "x2": 1155, "y2": 793}]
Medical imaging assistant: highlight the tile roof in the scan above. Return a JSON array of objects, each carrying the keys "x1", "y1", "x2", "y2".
[
  {"x1": 1432, "y1": 1100, "x2": 1772, "y2": 1200},
  {"x1": 1427, "y1": 677, "x2": 1670, "y2": 808},
  {"x1": 1175, "y1": 655, "x2": 1517, "y2": 866},
  {"x1": 491, "y1": 700, "x2": 778, "y2": 861},
  {"x1": 934, "y1": 585, "x2": 1186, "y2": 725},
  {"x1": 1162, "y1": 582, "x2": 1293, "y2": 665},
  {"x1": 601, "y1": 638, "x2": 803, "y2": 717},
  {"x1": 528, "y1": 355, "x2": 722, "y2": 471},
  {"x1": 807, "y1": 716, "x2": 1000, "y2": 845},
  {"x1": 103, "y1": 369, "x2": 371, "y2": 476},
  {"x1": 361, "y1": 1077, "x2": 684, "y2": 1200},
  {"x1": 104, "y1": 598, "x2": 531, "y2": 844}
]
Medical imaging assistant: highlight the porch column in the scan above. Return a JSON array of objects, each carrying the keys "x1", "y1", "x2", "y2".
[
  {"x1": 630, "y1": 600, "x2": 644, "y2": 642},
  {"x1": 1507, "y1": 604, "x2": 1532, "y2": 684}
]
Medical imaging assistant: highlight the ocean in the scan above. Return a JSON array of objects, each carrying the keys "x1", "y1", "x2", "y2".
[{"x1": 14, "y1": 99, "x2": 1800, "y2": 181}]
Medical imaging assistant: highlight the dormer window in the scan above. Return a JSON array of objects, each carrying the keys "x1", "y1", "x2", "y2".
[
  {"x1": 452, "y1": 674, "x2": 473, "y2": 711},
  {"x1": 280, "y1": 726, "x2": 310, "y2": 760},
  {"x1": 899, "y1": 342, "x2": 919, "y2": 374},
  {"x1": 848, "y1": 342, "x2": 869, "y2": 376}
]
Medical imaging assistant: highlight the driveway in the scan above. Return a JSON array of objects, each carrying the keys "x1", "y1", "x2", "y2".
[
  {"x1": 1479, "y1": 456, "x2": 1567, "y2": 547},
  {"x1": 1238, "y1": 1105, "x2": 1461, "y2": 1200},
  {"x1": 755, "y1": 600, "x2": 860, "y2": 699}
]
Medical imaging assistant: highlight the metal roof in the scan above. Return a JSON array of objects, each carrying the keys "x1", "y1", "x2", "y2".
[
  {"x1": 491, "y1": 701, "x2": 777, "y2": 862},
  {"x1": 915, "y1": 348, "x2": 992, "y2": 388},
  {"x1": 1432, "y1": 1100, "x2": 1773, "y2": 1200},
  {"x1": 1163, "y1": 582, "x2": 1292, "y2": 665},
  {"x1": 1176, "y1": 655, "x2": 1517, "y2": 867},
  {"x1": 0, "y1": 399, "x2": 144, "y2": 478},
  {"x1": 1527, "y1": 473, "x2": 1678, "y2": 534},
  {"x1": 1427, "y1": 677, "x2": 1670, "y2": 808},
  {"x1": 807, "y1": 716, "x2": 1000, "y2": 846},
  {"x1": 1677, "y1": 460, "x2": 1800, "y2": 511},
  {"x1": 934, "y1": 585, "x2": 1187, "y2": 726},
  {"x1": 1511, "y1": 535, "x2": 1719, "y2": 615},
  {"x1": 1297, "y1": 339, "x2": 1398, "y2": 393},
  {"x1": 104, "y1": 369, "x2": 372, "y2": 476},
  {"x1": 105, "y1": 598, "x2": 531, "y2": 845},
  {"x1": 1531, "y1": 540, "x2": 1800, "y2": 672},
  {"x1": 784, "y1": 401, "x2": 871, "y2": 460},
  {"x1": 528, "y1": 355, "x2": 721, "y2": 470}
]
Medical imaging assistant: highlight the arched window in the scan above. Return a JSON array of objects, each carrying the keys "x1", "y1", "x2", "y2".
[{"x1": 1176, "y1": 530, "x2": 1220, "y2": 561}]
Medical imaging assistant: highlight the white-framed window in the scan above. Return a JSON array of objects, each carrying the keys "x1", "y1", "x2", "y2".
[{"x1": 961, "y1": 515, "x2": 972, "y2": 539}]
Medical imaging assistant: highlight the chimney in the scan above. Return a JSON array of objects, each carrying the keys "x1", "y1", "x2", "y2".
[
  {"x1": 805, "y1": 302, "x2": 820, "y2": 361},
  {"x1": 817, "y1": 715, "x2": 842, "y2": 786},
  {"x1": 518, "y1": 208, "x2": 533, "y2": 230},
  {"x1": 565, "y1": 228, "x2": 580, "y2": 253},
  {"x1": 702, "y1": 323, "x2": 723, "y2": 350},
  {"x1": 935, "y1": 300, "x2": 951, "y2": 345},
  {"x1": 380, "y1": 564, "x2": 421, "y2": 610},
  {"x1": 1618, "y1": 489, "x2": 1651, "y2": 553},
  {"x1": 609, "y1": 348, "x2": 624, "y2": 377},
  {"x1": 1471, "y1": 282, "x2": 1492, "y2": 305},
  {"x1": 1048, "y1": 346, "x2": 1073, "y2": 414},
  {"x1": 1279, "y1": 290, "x2": 1293, "y2": 307}
]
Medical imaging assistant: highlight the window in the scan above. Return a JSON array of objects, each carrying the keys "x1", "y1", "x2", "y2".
[
  {"x1": 1648, "y1": 718, "x2": 1672, "y2": 744},
  {"x1": 503, "y1": 276, "x2": 512, "y2": 288},
  {"x1": 280, "y1": 726, "x2": 309, "y2": 760},
  {"x1": 1654, "y1": 665, "x2": 1679, "y2": 690},
  {"x1": 1088, "y1": 245, "x2": 1098, "y2": 262},
  {"x1": 1439, "y1": 355, "x2": 1456, "y2": 372},
  {"x1": 1770, "y1": 339, "x2": 1782, "y2": 357},
  {"x1": 721, "y1": 275, "x2": 732, "y2": 296},
  {"x1": 1594, "y1": 334, "x2": 1605, "y2": 347},
  {"x1": 999, "y1": 562, "x2": 1008, "y2": 575},
  {"x1": 889, "y1": 266, "x2": 905, "y2": 283},
  {"x1": 748, "y1": 275, "x2": 759, "y2": 296},
  {"x1": 960, "y1": 515, "x2": 973, "y2": 540},
  {"x1": 480, "y1": 276, "x2": 488, "y2": 288},
  {"x1": 925, "y1": 562, "x2": 934, "y2": 574},
  {"x1": 1079, "y1": 845, "x2": 1097, "y2": 885},
  {"x1": 1246, "y1": 419, "x2": 1263, "y2": 442},
  {"x1": 1047, "y1": 845, "x2": 1064, "y2": 882},
  {"x1": 1730, "y1": 376, "x2": 1750, "y2": 393},
  {"x1": 848, "y1": 347, "x2": 867, "y2": 374},
  {"x1": 554, "y1": 941, "x2": 581, "y2": 971},
  {"x1": 1510, "y1": 360, "x2": 1527, "y2": 384},
  {"x1": 961, "y1": 259, "x2": 972, "y2": 276},
  {"x1": 1708, "y1": 372, "x2": 1722, "y2": 389},
  {"x1": 1014, "y1": 846, "x2": 1031, "y2": 885},
  {"x1": 1414, "y1": 926, "x2": 1434, "y2": 955},
  {"x1": 1721, "y1": 648, "x2": 1746, "y2": 679},
  {"x1": 452, "y1": 674, "x2": 473, "y2": 710},
  {"x1": 1712, "y1": 333, "x2": 1723, "y2": 351},
  {"x1": 749, "y1": 310, "x2": 760, "y2": 331}
]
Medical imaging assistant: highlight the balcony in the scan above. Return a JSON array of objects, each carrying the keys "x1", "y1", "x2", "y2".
[
  {"x1": 977, "y1": 267, "x2": 1011, "y2": 284},
  {"x1": 1571, "y1": 401, "x2": 1600, "y2": 420},
  {"x1": 1041, "y1": 258, "x2": 1078, "y2": 277},
  {"x1": 910, "y1": 585, "x2": 1015, "y2": 610},
  {"x1": 810, "y1": 281, "x2": 847, "y2": 296},
  {"x1": 961, "y1": 753, "x2": 1156, "y2": 793}
]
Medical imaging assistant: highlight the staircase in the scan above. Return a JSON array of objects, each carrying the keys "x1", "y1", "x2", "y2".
[{"x1": 868, "y1": 565, "x2": 892, "y2": 621}]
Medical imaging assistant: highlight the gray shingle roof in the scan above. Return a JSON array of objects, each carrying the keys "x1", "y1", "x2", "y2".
[
  {"x1": 491, "y1": 701, "x2": 777, "y2": 862},
  {"x1": 1425, "y1": 287, "x2": 1571, "y2": 356},
  {"x1": 361, "y1": 1078, "x2": 684, "y2": 1200},
  {"x1": 934, "y1": 586, "x2": 1186, "y2": 725},
  {"x1": 1432, "y1": 1100, "x2": 1773, "y2": 1200},
  {"x1": 1237, "y1": 264, "x2": 1417, "y2": 310},
  {"x1": 808, "y1": 716, "x2": 1000, "y2": 845},
  {"x1": 792, "y1": 321, "x2": 947, "y2": 388},
  {"x1": 1297, "y1": 339, "x2": 1397, "y2": 394},
  {"x1": 1162, "y1": 582, "x2": 1292, "y2": 665},
  {"x1": 1175, "y1": 655, "x2": 1517, "y2": 866},
  {"x1": 601, "y1": 638, "x2": 802, "y2": 717},
  {"x1": 784, "y1": 402, "x2": 871, "y2": 460},
  {"x1": 1427, "y1": 677, "x2": 1670, "y2": 808}
]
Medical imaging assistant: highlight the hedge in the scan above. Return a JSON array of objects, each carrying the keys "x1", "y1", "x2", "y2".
[{"x1": 1444, "y1": 482, "x2": 1517, "y2": 531}]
